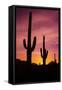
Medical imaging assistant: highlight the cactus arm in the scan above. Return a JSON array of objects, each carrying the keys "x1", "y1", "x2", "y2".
[
  {"x1": 45, "y1": 49, "x2": 48, "y2": 58},
  {"x1": 23, "y1": 39, "x2": 27, "y2": 49},
  {"x1": 31, "y1": 37, "x2": 36, "y2": 51},
  {"x1": 46, "y1": 50, "x2": 48, "y2": 55}
]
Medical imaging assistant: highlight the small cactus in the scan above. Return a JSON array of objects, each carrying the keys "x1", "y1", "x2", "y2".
[
  {"x1": 54, "y1": 53, "x2": 56, "y2": 63},
  {"x1": 23, "y1": 12, "x2": 36, "y2": 64},
  {"x1": 40, "y1": 36, "x2": 48, "y2": 65}
]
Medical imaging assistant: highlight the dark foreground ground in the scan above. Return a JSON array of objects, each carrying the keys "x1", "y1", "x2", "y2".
[{"x1": 15, "y1": 59, "x2": 60, "y2": 84}]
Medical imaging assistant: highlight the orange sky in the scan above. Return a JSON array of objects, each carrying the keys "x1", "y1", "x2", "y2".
[{"x1": 16, "y1": 7, "x2": 59, "y2": 65}]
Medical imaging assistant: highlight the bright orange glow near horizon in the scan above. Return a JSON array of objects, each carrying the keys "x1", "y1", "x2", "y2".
[
  {"x1": 16, "y1": 52, "x2": 59, "y2": 65},
  {"x1": 16, "y1": 8, "x2": 59, "y2": 65}
]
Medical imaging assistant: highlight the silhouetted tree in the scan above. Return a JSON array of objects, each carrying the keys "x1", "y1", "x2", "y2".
[
  {"x1": 40, "y1": 36, "x2": 48, "y2": 65},
  {"x1": 23, "y1": 12, "x2": 36, "y2": 64}
]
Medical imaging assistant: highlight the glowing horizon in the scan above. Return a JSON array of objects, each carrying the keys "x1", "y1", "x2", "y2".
[{"x1": 16, "y1": 8, "x2": 59, "y2": 65}]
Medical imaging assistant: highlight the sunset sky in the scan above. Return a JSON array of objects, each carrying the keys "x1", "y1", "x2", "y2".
[{"x1": 16, "y1": 7, "x2": 59, "y2": 65}]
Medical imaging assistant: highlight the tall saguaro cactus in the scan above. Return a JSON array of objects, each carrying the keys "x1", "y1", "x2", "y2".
[
  {"x1": 40, "y1": 36, "x2": 48, "y2": 65},
  {"x1": 23, "y1": 12, "x2": 36, "y2": 64}
]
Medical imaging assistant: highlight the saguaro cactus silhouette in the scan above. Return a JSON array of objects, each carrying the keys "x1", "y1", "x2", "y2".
[
  {"x1": 23, "y1": 12, "x2": 36, "y2": 64},
  {"x1": 40, "y1": 36, "x2": 48, "y2": 65},
  {"x1": 54, "y1": 53, "x2": 56, "y2": 63}
]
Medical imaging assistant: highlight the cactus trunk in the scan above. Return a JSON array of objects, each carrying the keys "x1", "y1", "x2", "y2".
[
  {"x1": 40, "y1": 36, "x2": 48, "y2": 65},
  {"x1": 27, "y1": 12, "x2": 32, "y2": 63},
  {"x1": 43, "y1": 36, "x2": 46, "y2": 65},
  {"x1": 23, "y1": 12, "x2": 36, "y2": 64}
]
